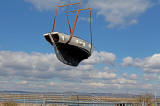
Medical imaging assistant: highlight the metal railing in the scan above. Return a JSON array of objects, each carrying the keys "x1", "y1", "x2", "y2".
[{"x1": 0, "y1": 94, "x2": 159, "y2": 106}]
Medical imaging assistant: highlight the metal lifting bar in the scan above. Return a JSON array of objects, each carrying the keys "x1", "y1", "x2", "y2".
[
  {"x1": 56, "y1": 2, "x2": 80, "y2": 7},
  {"x1": 66, "y1": 8, "x2": 91, "y2": 13}
]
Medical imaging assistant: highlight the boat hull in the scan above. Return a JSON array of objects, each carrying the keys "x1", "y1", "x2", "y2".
[{"x1": 44, "y1": 32, "x2": 93, "y2": 66}]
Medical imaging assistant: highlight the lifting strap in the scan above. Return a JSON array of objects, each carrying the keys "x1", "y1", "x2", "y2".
[
  {"x1": 66, "y1": 15, "x2": 72, "y2": 34},
  {"x1": 66, "y1": 6, "x2": 81, "y2": 44},
  {"x1": 52, "y1": 2, "x2": 81, "y2": 35},
  {"x1": 51, "y1": 3, "x2": 92, "y2": 50},
  {"x1": 52, "y1": 8, "x2": 58, "y2": 32},
  {"x1": 66, "y1": 8, "x2": 93, "y2": 53}
]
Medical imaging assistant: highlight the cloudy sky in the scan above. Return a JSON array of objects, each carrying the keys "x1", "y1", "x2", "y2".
[{"x1": 0, "y1": 0, "x2": 160, "y2": 95}]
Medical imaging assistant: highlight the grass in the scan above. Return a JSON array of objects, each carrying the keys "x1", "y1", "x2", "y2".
[{"x1": 2, "y1": 102, "x2": 18, "y2": 106}]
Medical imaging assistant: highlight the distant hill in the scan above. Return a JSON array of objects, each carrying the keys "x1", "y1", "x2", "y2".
[
  {"x1": 0, "y1": 91, "x2": 158, "y2": 98},
  {"x1": 0, "y1": 91, "x2": 32, "y2": 94}
]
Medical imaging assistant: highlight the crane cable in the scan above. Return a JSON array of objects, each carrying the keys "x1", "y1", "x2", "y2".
[{"x1": 89, "y1": 8, "x2": 93, "y2": 54}]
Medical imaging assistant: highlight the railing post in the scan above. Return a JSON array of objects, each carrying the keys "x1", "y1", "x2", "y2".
[
  {"x1": 43, "y1": 98, "x2": 46, "y2": 106},
  {"x1": 24, "y1": 95, "x2": 25, "y2": 106}
]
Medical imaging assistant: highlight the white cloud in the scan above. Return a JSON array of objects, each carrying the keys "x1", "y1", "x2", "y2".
[
  {"x1": 0, "y1": 50, "x2": 117, "y2": 85},
  {"x1": 1, "y1": 50, "x2": 160, "y2": 93},
  {"x1": 25, "y1": 0, "x2": 153, "y2": 28},
  {"x1": 25, "y1": 0, "x2": 81, "y2": 11},
  {"x1": 144, "y1": 73, "x2": 158, "y2": 81},
  {"x1": 122, "y1": 73, "x2": 128, "y2": 78},
  {"x1": 144, "y1": 54, "x2": 160, "y2": 72},
  {"x1": 122, "y1": 57, "x2": 144, "y2": 68},
  {"x1": 122, "y1": 73, "x2": 138, "y2": 80},
  {"x1": 86, "y1": 0, "x2": 152, "y2": 28},
  {"x1": 0, "y1": 51, "x2": 65, "y2": 80},
  {"x1": 48, "y1": 81, "x2": 55, "y2": 86},
  {"x1": 112, "y1": 78, "x2": 137, "y2": 84},
  {"x1": 2, "y1": 50, "x2": 143, "y2": 93},
  {"x1": 83, "y1": 51, "x2": 116, "y2": 65},
  {"x1": 121, "y1": 56, "x2": 133, "y2": 66},
  {"x1": 88, "y1": 76, "x2": 139, "y2": 90},
  {"x1": 122, "y1": 54, "x2": 160, "y2": 73},
  {"x1": 18, "y1": 80, "x2": 28, "y2": 85},
  {"x1": 25, "y1": 0, "x2": 61, "y2": 11},
  {"x1": 130, "y1": 74, "x2": 137, "y2": 80},
  {"x1": 89, "y1": 82, "x2": 105, "y2": 87},
  {"x1": 90, "y1": 71, "x2": 117, "y2": 79}
]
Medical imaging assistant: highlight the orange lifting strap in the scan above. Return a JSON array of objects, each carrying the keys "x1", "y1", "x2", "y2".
[
  {"x1": 66, "y1": 15, "x2": 72, "y2": 33},
  {"x1": 52, "y1": 8, "x2": 58, "y2": 32},
  {"x1": 65, "y1": 8, "x2": 92, "y2": 50},
  {"x1": 52, "y1": 2, "x2": 81, "y2": 43},
  {"x1": 52, "y1": 2, "x2": 92, "y2": 44},
  {"x1": 66, "y1": 6, "x2": 81, "y2": 44}
]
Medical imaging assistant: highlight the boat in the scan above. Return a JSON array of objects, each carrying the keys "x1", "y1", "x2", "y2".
[{"x1": 44, "y1": 1, "x2": 93, "y2": 66}]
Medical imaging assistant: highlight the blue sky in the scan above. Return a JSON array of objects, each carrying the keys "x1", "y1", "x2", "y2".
[{"x1": 1, "y1": 0, "x2": 160, "y2": 94}]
